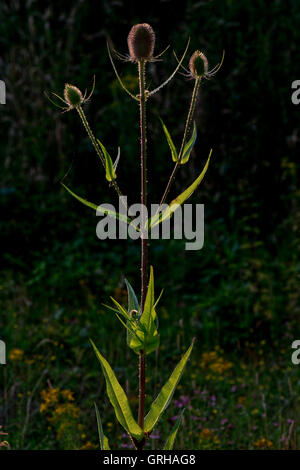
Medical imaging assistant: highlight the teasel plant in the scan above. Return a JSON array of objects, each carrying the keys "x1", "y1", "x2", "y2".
[{"x1": 46, "y1": 23, "x2": 223, "y2": 450}]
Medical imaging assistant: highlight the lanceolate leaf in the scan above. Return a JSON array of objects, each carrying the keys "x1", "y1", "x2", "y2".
[
  {"x1": 125, "y1": 268, "x2": 160, "y2": 355},
  {"x1": 113, "y1": 147, "x2": 121, "y2": 172},
  {"x1": 148, "y1": 149, "x2": 212, "y2": 229},
  {"x1": 139, "y1": 266, "x2": 159, "y2": 355},
  {"x1": 163, "y1": 409, "x2": 185, "y2": 450},
  {"x1": 62, "y1": 183, "x2": 133, "y2": 226},
  {"x1": 140, "y1": 266, "x2": 155, "y2": 332},
  {"x1": 125, "y1": 279, "x2": 142, "y2": 352},
  {"x1": 94, "y1": 403, "x2": 110, "y2": 450},
  {"x1": 144, "y1": 339, "x2": 195, "y2": 433},
  {"x1": 180, "y1": 121, "x2": 197, "y2": 165},
  {"x1": 103, "y1": 296, "x2": 144, "y2": 352},
  {"x1": 97, "y1": 139, "x2": 117, "y2": 182},
  {"x1": 90, "y1": 340, "x2": 144, "y2": 440},
  {"x1": 160, "y1": 118, "x2": 178, "y2": 162}
]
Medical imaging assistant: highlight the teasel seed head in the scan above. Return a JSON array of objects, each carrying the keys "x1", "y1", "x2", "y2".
[
  {"x1": 189, "y1": 51, "x2": 208, "y2": 78},
  {"x1": 64, "y1": 84, "x2": 84, "y2": 108},
  {"x1": 127, "y1": 23, "x2": 155, "y2": 62}
]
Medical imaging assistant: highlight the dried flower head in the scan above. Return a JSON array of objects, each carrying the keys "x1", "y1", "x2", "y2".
[
  {"x1": 127, "y1": 23, "x2": 155, "y2": 62},
  {"x1": 189, "y1": 51, "x2": 208, "y2": 78},
  {"x1": 64, "y1": 84, "x2": 84, "y2": 108},
  {"x1": 180, "y1": 50, "x2": 224, "y2": 81}
]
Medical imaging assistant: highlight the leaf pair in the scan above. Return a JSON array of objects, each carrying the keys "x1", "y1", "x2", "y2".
[
  {"x1": 97, "y1": 139, "x2": 119, "y2": 182},
  {"x1": 107, "y1": 267, "x2": 160, "y2": 355},
  {"x1": 148, "y1": 148, "x2": 212, "y2": 229},
  {"x1": 95, "y1": 399, "x2": 184, "y2": 450},
  {"x1": 160, "y1": 119, "x2": 197, "y2": 165}
]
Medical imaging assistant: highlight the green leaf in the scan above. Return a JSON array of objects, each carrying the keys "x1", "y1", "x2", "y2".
[
  {"x1": 90, "y1": 340, "x2": 144, "y2": 440},
  {"x1": 180, "y1": 121, "x2": 197, "y2": 164},
  {"x1": 125, "y1": 268, "x2": 160, "y2": 355},
  {"x1": 160, "y1": 118, "x2": 178, "y2": 162},
  {"x1": 144, "y1": 339, "x2": 194, "y2": 433},
  {"x1": 113, "y1": 147, "x2": 121, "y2": 172},
  {"x1": 163, "y1": 409, "x2": 185, "y2": 450},
  {"x1": 125, "y1": 279, "x2": 142, "y2": 352},
  {"x1": 62, "y1": 183, "x2": 133, "y2": 226},
  {"x1": 110, "y1": 297, "x2": 131, "y2": 321},
  {"x1": 94, "y1": 403, "x2": 110, "y2": 450},
  {"x1": 139, "y1": 266, "x2": 160, "y2": 355},
  {"x1": 106, "y1": 304, "x2": 142, "y2": 344},
  {"x1": 148, "y1": 149, "x2": 212, "y2": 229},
  {"x1": 125, "y1": 279, "x2": 139, "y2": 313},
  {"x1": 97, "y1": 139, "x2": 117, "y2": 182}
]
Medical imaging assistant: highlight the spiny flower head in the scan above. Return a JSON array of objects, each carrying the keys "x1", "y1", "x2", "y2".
[
  {"x1": 189, "y1": 51, "x2": 208, "y2": 78},
  {"x1": 64, "y1": 84, "x2": 84, "y2": 108},
  {"x1": 46, "y1": 77, "x2": 95, "y2": 113},
  {"x1": 127, "y1": 23, "x2": 155, "y2": 62}
]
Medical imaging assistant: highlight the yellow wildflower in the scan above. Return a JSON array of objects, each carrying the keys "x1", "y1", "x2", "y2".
[{"x1": 254, "y1": 437, "x2": 273, "y2": 449}]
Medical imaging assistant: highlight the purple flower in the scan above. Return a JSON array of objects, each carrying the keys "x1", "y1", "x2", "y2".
[
  {"x1": 174, "y1": 395, "x2": 190, "y2": 408},
  {"x1": 191, "y1": 415, "x2": 200, "y2": 421}
]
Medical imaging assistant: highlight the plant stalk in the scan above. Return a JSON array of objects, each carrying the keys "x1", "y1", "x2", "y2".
[
  {"x1": 76, "y1": 105, "x2": 128, "y2": 212},
  {"x1": 137, "y1": 59, "x2": 148, "y2": 439}
]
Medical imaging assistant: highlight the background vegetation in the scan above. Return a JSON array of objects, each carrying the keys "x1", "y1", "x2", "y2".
[{"x1": 0, "y1": 0, "x2": 299, "y2": 450}]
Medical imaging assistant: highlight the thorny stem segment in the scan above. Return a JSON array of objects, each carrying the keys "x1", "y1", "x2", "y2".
[
  {"x1": 138, "y1": 59, "x2": 148, "y2": 438},
  {"x1": 137, "y1": 353, "x2": 146, "y2": 448},
  {"x1": 159, "y1": 77, "x2": 201, "y2": 208},
  {"x1": 76, "y1": 105, "x2": 128, "y2": 212}
]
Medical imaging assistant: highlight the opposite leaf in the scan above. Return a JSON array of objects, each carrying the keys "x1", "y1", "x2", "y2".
[
  {"x1": 113, "y1": 147, "x2": 121, "y2": 172},
  {"x1": 163, "y1": 409, "x2": 185, "y2": 450},
  {"x1": 90, "y1": 340, "x2": 144, "y2": 441},
  {"x1": 62, "y1": 183, "x2": 132, "y2": 226},
  {"x1": 144, "y1": 339, "x2": 194, "y2": 433},
  {"x1": 97, "y1": 139, "x2": 117, "y2": 182},
  {"x1": 160, "y1": 118, "x2": 178, "y2": 162},
  {"x1": 180, "y1": 121, "x2": 197, "y2": 165},
  {"x1": 139, "y1": 266, "x2": 160, "y2": 355},
  {"x1": 148, "y1": 149, "x2": 212, "y2": 229},
  {"x1": 125, "y1": 279, "x2": 139, "y2": 313}
]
